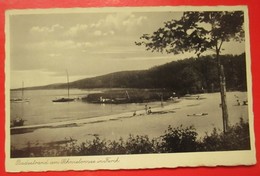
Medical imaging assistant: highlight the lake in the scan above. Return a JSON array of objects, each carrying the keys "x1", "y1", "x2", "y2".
[{"x1": 10, "y1": 89, "x2": 166, "y2": 126}]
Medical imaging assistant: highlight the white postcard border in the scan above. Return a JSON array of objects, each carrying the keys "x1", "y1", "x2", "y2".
[{"x1": 5, "y1": 6, "x2": 256, "y2": 172}]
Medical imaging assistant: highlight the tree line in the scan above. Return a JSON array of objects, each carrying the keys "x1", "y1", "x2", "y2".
[
  {"x1": 70, "y1": 53, "x2": 247, "y2": 95},
  {"x1": 24, "y1": 53, "x2": 247, "y2": 96}
]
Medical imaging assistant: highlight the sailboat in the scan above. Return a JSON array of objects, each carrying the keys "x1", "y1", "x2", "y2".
[
  {"x1": 10, "y1": 82, "x2": 27, "y2": 127},
  {"x1": 11, "y1": 82, "x2": 30, "y2": 103},
  {"x1": 52, "y1": 70, "x2": 75, "y2": 102},
  {"x1": 11, "y1": 117, "x2": 25, "y2": 127}
]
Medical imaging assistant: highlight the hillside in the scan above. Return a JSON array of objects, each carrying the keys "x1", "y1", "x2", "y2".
[{"x1": 20, "y1": 53, "x2": 247, "y2": 94}]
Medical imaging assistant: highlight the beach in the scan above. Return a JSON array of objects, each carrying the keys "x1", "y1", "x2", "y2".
[{"x1": 11, "y1": 91, "x2": 249, "y2": 149}]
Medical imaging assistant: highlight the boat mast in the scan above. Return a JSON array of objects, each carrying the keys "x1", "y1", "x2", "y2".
[
  {"x1": 22, "y1": 81, "x2": 24, "y2": 100},
  {"x1": 66, "y1": 70, "x2": 70, "y2": 99}
]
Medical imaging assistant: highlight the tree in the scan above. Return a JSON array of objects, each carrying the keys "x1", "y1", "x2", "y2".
[
  {"x1": 178, "y1": 66, "x2": 202, "y2": 94},
  {"x1": 136, "y1": 11, "x2": 245, "y2": 133}
]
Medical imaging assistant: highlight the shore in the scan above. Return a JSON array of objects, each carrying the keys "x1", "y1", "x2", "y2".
[{"x1": 11, "y1": 92, "x2": 249, "y2": 149}]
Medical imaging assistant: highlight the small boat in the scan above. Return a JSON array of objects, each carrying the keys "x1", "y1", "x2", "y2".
[
  {"x1": 52, "y1": 97, "x2": 75, "y2": 102},
  {"x1": 11, "y1": 82, "x2": 30, "y2": 103},
  {"x1": 11, "y1": 117, "x2": 25, "y2": 127},
  {"x1": 52, "y1": 70, "x2": 75, "y2": 103},
  {"x1": 10, "y1": 98, "x2": 30, "y2": 103}
]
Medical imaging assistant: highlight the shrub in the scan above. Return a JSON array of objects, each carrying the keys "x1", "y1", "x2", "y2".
[
  {"x1": 160, "y1": 125, "x2": 198, "y2": 152},
  {"x1": 78, "y1": 137, "x2": 109, "y2": 155},
  {"x1": 124, "y1": 135, "x2": 157, "y2": 154},
  {"x1": 106, "y1": 138, "x2": 126, "y2": 155},
  {"x1": 199, "y1": 118, "x2": 251, "y2": 151}
]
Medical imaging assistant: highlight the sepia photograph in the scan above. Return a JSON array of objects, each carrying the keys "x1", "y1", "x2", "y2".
[{"x1": 5, "y1": 6, "x2": 255, "y2": 172}]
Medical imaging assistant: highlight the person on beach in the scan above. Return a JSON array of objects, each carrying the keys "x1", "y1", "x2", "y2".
[
  {"x1": 148, "y1": 107, "x2": 152, "y2": 114},
  {"x1": 145, "y1": 104, "x2": 148, "y2": 114},
  {"x1": 236, "y1": 99, "x2": 241, "y2": 106},
  {"x1": 160, "y1": 94, "x2": 164, "y2": 108}
]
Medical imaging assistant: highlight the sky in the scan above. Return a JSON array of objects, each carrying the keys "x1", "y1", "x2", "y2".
[{"x1": 7, "y1": 8, "x2": 246, "y2": 89}]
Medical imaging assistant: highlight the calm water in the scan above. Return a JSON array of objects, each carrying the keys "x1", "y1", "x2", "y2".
[{"x1": 10, "y1": 89, "x2": 163, "y2": 126}]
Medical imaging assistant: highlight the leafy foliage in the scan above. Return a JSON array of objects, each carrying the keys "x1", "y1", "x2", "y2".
[
  {"x1": 124, "y1": 135, "x2": 158, "y2": 154},
  {"x1": 136, "y1": 11, "x2": 244, "y2": 57},
  {"x1": 160, "y1": 125, "x2": 198, "y2": 152},
  {"x1": 198, "y1": 118, "x2": 251, "y2": 151}
]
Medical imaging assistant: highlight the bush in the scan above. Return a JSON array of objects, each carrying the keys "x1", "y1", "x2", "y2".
[
  {"x1": 124, "y1": 135, "x2": 158, "y2": 154},
  {"x1": 160, "y1": 125, "x2": 198, "y2": 152},
  {"x1": 199, "y1": 118, "x2": 251, "y2": 151},
  {"x1": 77, "y1": 137, "x2": 109, "y2": 155},
  {"x1": 106, "y1": 138, "x2": 126, "y2": 155},
  {"x1": 73, "y1": 135, "x2": 157, "y2": 155}
]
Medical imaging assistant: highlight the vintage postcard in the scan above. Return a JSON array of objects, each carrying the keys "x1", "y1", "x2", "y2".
[{"x1": 5, "y1": 6, "x2": 256, "y2": 172}]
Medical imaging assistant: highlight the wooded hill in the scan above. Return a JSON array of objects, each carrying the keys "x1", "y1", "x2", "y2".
[{"x1": 23, "y1": 53, "x2": 247, "y2": 94}]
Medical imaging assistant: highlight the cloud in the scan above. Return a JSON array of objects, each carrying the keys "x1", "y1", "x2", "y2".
[
  {"x1": 30, "y1": 24, "x2": 64, "y2": 33},
  {"x1": 122, "y1": 14, "x2": 148, "y2": 32},
  {"x1": 78, "y1": 41, "x2": 106, "y2": 49},
  {"x1": 93, "y1": 30, "x2": 115, "y2": 36},
  {"x1": 101, "y1": 13, "x2": 148, "y2": 32},
  {"x1": 49, "y1": 53, "x2": 61, "y2": 57},
  {"x1": 102, "y1": 30, "x2": 115, "y2": 36},
  {"x1": 93, "y1": 30, "x2": 102, "y2": 36},
  {"x1": 90, "y1": 21, "x2": 101, "y2": 28},
  {"x1": 62, "y1": 13, "x2": 147, "y2": 38},
  {"x1": 64, "y1": 24, "x2": 88, "y2": 37}
]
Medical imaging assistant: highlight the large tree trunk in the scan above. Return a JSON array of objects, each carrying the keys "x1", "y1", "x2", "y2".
[{"x1": 217, "y1": 52, "x2": 229, "y2": 133}]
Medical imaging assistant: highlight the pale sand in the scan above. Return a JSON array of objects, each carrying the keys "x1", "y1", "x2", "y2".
[{"x1": 11, "y1": 92, "x2": 249, "y2": 149}]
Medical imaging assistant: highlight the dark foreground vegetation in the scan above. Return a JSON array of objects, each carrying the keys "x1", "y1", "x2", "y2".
[{"x1": 11, "y1": 118, "x2": 250, "y2": 158}]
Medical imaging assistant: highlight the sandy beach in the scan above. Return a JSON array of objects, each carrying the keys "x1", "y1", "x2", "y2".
[{"x1": 10, "y1": 91, "x2": 249, "y2": 149}]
